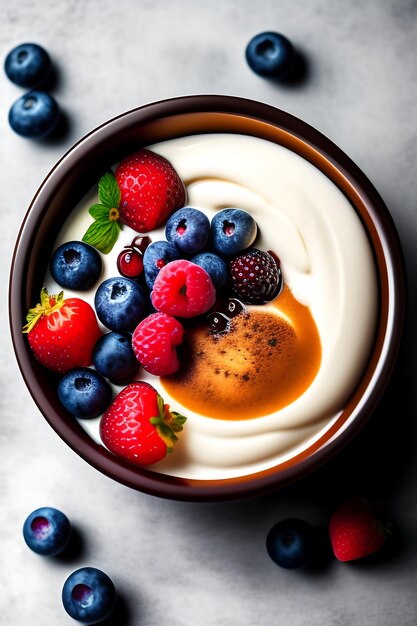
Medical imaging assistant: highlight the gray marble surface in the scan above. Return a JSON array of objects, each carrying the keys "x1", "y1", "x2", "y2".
[{"x1": 1, "y1": 1, "x2": 417, "y2": 624}]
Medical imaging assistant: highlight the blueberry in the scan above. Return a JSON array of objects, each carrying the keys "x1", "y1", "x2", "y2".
[
  {"x1": 93, "y1": 332, "x2": 139, "y2": 384},
  {"x1": 9, "y1": 91, "x2": 60, "y2": 139},
  {"x1": 246, "y1": 32, "x2": 294, "y2": 78},
  {"x1": 165, "y1": 207, "x2": 210, "y2": 254},
  {"x1": 95, "y1": 277, "x2": 147, "y2": 332},
  {"x1": 62, "y1": 567, "x2": 116, "y2": 624},
  {"x1": 23, "y1": 507, "x2": 71, "y2": 556},
  {"x1": 266, "y1": 519, "x2": 317, "y2": 569},
  {"x1": 58, "y1": 367, "x2": 112, "y2": 419},
  {"x1": 210, "y1": 208, "x2": 257, "y2": 256},
  {"x1": 191, "y1": 252, "x2": 228, "y2": 290},
  {"x1": 50, "y1": 241, "x2": 102, "y2": 290},
  {"x1": 143, "y1": 240, "x2": 181, "y2": 289},
  {"x1": 4, "y1": 43, "x2": 51, "y2": 88}
]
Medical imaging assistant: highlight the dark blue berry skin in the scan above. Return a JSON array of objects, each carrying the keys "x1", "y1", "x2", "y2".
[
  {"x1": 93, "y1": 332, "x2": 139, "y2": 384},
  {"x1": 58, "y1": 368, "x2": 112, "y2": 419},
  {"x1": 50, "y1": 241, "x2": 102, "y2": 290},
  {"x1": 23, "y1": 507, "x2": 71, "y2": 556},
  {"x1": 143, "y1": 240, "x2": 181, "y2": 289},
  {"x1": 165, "y1": 207, "x2": 210, "y2": 254},
  {"x1": 191, "y1": 252, "x2": 228, "y2": 290},
  {"x1": 4, "y1": 43, "x2": 51, "y2": 88},
  {"x1": 266, "y1": 519, "x2": 317, "y2": 569},
  {"x1": 62, "y1": 567, "x2": 116, "y2": 624},
  {"x1": 9, "y1": 91, "x2": 60, "y2": 139},
  {"x1": 246, "y1": 32, "x2": 294, "y2": 78},
  {"x1": 210, "y1": 208, "x2": 257, "y2": 256},
  {"x1": 95, "y1": 277, "x2": 147, "y2": 332}
]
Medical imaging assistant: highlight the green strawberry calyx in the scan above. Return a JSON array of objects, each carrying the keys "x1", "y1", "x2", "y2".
[
  {"x1": 23, "y1": 288, "x2": 65, "y2": 334},
  {"x1": 149, "y1": 394, "x2": 187, "y2": 453},
  {"x1": 82, "y1": 171, "x2": 122, "y2": 254}
]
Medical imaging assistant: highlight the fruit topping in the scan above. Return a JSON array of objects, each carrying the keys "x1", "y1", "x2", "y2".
[
  {"x1": 210, "y1": 208, "x2": 257, "y2": 256},
  {"x1": 143, "y1": 240, "x2": 181, "y2": 290},
  {"x1": 62, "y1": 567, "x2": 116, "y2": 624},
  {"x1": 165, "y1": 206, "x2": 210, "y2": 254},
  {"x1": 5, "y1": 43, "x2": 51, "y2": 88},
  {"x1": 266, "y1": 519, "x2": 318, "y2": 569},
  {"x1": 23, "y1": 288, "x2": 102, "y2": 373},
  {"x1": 132, "y1": 312, "x2": 184, "y2": 376},
  {"x1": 245, "y1": 31, "x2": 295, "y2": 79},
  {"x1": 50, "y1": 241, "x2": 102, "y2": 290},
  {"x1": 9, "y1": 91, "x2": 60, "y2": 139},
  {"x1": 151, "y1": 259, "x2": 216, "y2": 318},
  {"x1": 207, "y1": 298, "x2": 247, "y2": 333},
  {"x1": 229, "y1": 248, "x2": 281, "y2": 304},
  {"x1": 58, "y1": 367, "x2": 113, "y2": 418},
  {"x1": 115, "y1": 149, "x2": 186, "y2": 232},
  {"x1": 23, "y1": 507, "x2": 71, "y2": 556},
  {"x1": 94, "y1": 277, "x2": 147, "y2": 332},
  {"x1": 82, "y1": 172, "x2": 122, "y2": 254},
  {"x1": 93, "y1": 332, "x2": 140, "y2": 384},
  {"x1": 100, "y1": 382, "x2": 187, "y2": 467},
  {"x1": 329, "y1": 497, "x2": 390, "y2": 562},
  {"x1": 191, "y1": 252, "x2": 228, "y2": 290},
  {"x1": 117, "y1": 247, "x2": 144, "y2": 279}
]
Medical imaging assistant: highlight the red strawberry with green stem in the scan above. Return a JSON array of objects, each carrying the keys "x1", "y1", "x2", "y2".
[
  {"x1": 23, "y1": 288, "x2": 102, "y2": 373},
  {"x1": 115, "y1": 149, "x2": 186, "y2": 233},
  {"x1": 100, "y1": 382, "x2": 187, "y2": 467}
]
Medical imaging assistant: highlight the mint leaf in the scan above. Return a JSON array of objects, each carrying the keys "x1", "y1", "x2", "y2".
[
  {"x1": 98, "y1": 172, "x2": 120, "y2": 208},
  {"x1": 82, "y1": 219, "x2": 120, "y2": 254},
  {"x1": 89, "y1": 204, "x2": 110, "y2": 220}
]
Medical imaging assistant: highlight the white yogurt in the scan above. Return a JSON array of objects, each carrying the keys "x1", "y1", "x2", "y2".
[{"x1": 46, "y1": 134, "x2": 378, "y2": 480}]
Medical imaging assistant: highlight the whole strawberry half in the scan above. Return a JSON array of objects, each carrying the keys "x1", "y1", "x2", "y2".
[
  {"x1": 23, "y1": 288, "x2": 102, "y2": 373},
  {"x1": 115, "y1": 149, "x2": 186, "y2": 233},
  {"x1": 100, "y1": 382, "x2": 187, "y2": 467},
  {"x1": 329, "y1": 497, "x2": 390, "y2": 562}
]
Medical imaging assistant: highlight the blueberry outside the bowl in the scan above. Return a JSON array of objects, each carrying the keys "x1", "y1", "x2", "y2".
[
  {"x1": 23, "y1": 507, "x2": 71, "y2": 556},
  {"x1": 50, "y1": 241, "x2": 102, "y2": 290},
  {"x1": 266, "y1": 519, "x2": 318, "y2": 569},
  {"x1": 165, "y1": 206, "x2": 210, "y2": 254},
  {"x1": 210, "y1": 208, "x2": 257, "y2": 256},
  {"x1": 93, "y1": 332, "x2": 139, "y2": 384},
  {"x1": 95, "y1": 277, "x2": 148, "y2": 332},
  {"x1": 62, "y1": 567, "x2": 116, "y2": 624},
  {"x1": 191, "y1": 252, "x2": 228, "y2": 290},
  {"x1": 143, "y1": 240, "x2": 181, "y2": 289},
  {"x1": 8, "y1": 91, "x2": 60, "y2": 139},
  {"x1": 4, "y1": 42, "x2": 51, "y2": 87},
  {"x1": 246, "y1": 32, "x2": 295, "y2": 78},
  {"x1": 58, "y1": 367, "x2": 112, "y2": 419}
]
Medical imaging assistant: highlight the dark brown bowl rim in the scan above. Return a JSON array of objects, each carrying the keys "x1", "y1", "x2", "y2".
[{"x1": 9, "y1": 95, "x2": 406, "y2": 501}]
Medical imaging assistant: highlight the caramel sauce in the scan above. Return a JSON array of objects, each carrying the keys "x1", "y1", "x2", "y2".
[{"x1": 161, "y1": 286, "x2": 321, "y2": 420}]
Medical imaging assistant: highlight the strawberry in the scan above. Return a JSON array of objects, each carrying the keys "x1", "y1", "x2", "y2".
[
  {"x1": 329, "y1": 497, "x2": 390, "y2": 562},
  {"x1": 23, "y1": 288, "x2": 102, "y2": 373},
  {"x1": 115, "y1": 149, "x2": 186, "y2": 233},
  {"x1": 100, "y1": 382, "x2": 187, "y2": 467}
]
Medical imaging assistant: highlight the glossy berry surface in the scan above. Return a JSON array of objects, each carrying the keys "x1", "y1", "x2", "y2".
[
  {"x1": 9, "y1": 91, "x2": 59, "y2": 139},
  {"x1": 151, "y1": 259, "x2": 216, "y2": 318},
  {"x1": 210, "y1": 208, "x2": 257, "y2": 256},
  {"x1": 143, "y1": 240, "x2": 181, "y2": 289},
  {"x1": 62, "y1": 567, "x2": 116, "y2": 624},
  {"x1": 165, "y1": 206, "x2": 210, "y2": 254},
  {"x1": 58, "y1": 367, "x2": 112, "y2": 418},
  {"x1": 132, "y1": 312, "x2": 184, "y2": 376},
  {"x1": 4, "y1": 42, "x2": 51, "y2": 87},
  {"x1": 23, "y1": 507, "x2": 71, "y2": 556},
  {"x1": 117, "y1": 248, "x2": 144, "y2": 278},
  {"x1": 266, "y1": 519, "x2": 317, "y2": 569},
  {"x1": 93, "y1": 332, "x2": 139, "y2": 384},
  {"x1": 50, "y1": 241, "x2": 102, "y2": 290},
  {"x1": 191, "y1": 252, "x2": 228, "y2": 290},
  {"x1": 230, "y1": 248, "x2": 281, "y2": 304},
  {"x1": 246, "y1": 31, "x2": 294, "y2": 78},
  {"x1": 95, "y1": 277, "x2": 147, "y2": 332}
]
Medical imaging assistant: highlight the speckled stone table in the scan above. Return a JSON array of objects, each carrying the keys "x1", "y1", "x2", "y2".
[{"x1": 1, "y1": 1, "x2": 416, "y2": 624}]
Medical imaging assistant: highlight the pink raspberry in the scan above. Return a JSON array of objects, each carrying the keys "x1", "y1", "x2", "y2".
[
  {"x1": 151, "y1": 260, "x2": 216, "y2": 318},
  {"x1": 132, "y1": 312, "x2": 184, "y2": 376}
]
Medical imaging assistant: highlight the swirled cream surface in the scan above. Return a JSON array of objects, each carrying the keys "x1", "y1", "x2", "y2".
[{"x1": 46, "y1": 134, "x2": 378, "y2": 480}]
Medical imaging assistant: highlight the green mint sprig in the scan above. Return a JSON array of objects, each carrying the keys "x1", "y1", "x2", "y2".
[{"x1": 82, "y1": 172, "x2": 122, "y2": 254}]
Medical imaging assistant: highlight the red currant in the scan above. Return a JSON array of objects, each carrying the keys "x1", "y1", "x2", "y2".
[{"x1": 117, "y1": 249, "x2": 144, "y2": 278}]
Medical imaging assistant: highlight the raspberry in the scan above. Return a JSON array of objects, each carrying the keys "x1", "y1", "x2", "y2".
[
  {"x1": 229, "y1": 248, "x2": 281, "y2": 304},
  {"x1": 132, "y1": 313, "x2": 184, "y2": 376},
  {"x1": 151, "y1": 260, "x2": 216, "y2": 318}
]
